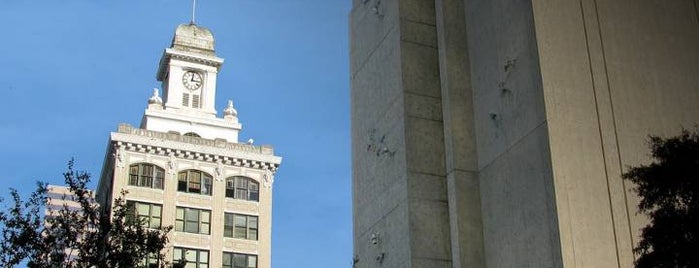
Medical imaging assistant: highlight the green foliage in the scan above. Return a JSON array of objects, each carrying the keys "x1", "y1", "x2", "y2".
[
  {"x1": 0, "y1": 160, "x2": 172, "y2": 268},
  {"x1": 623, "y1": 129, "x2": 699, "y2": 268}
]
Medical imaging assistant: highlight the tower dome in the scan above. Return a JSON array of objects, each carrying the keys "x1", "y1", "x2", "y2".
[{"x1": 170, "y1": 23, "x2": 215, "y2": 56}]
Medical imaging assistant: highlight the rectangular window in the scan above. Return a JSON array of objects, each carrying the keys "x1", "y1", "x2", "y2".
[
  {"x1": 175, "y1": 207, "x2": 211, "y2": 235},
  {"x1": 153, "y1": 168, "x2": 164, "y2": 189},
  {"x1": 140, "y1": 253, "x2": 159, "y2": 268},
  {"x1": 139, "y1": 164, "x2": 153, "y2": 187},
  {"x1": 173, "y1": 247, "x2": 209, "y2": 268},
  {"x1": 129, "y1": 165, "x2": 139, "y2": 186},
  {"x1": 222, "y1": 252, "x2": 257, "y2": 268},
  {"x1": 126, "y1": 201, "x2": 162, "y2": 229},
  {"x1": 249, "y1": 183, "x2": 259, "y2": 202},
  {"x1": 225, "y1": 179, "x2": 235, "y2": 198},
  {"x1": 182, "y1": 93, "x2": 190, "y2": 107},
  {"x1": 224, "y1": 213, "x2": 258, "y2": 240},
  {"x1": 189, "y1": 172, "x2": 201, "y2": 193},
  {"x1": 235, "y1": 178, "x2": 248, "y2": 200},
  {"x1": 192, "y1": 94, "x2": 200, "y2": 108},
  {"x1": 178, "y1": 172, "x2": 188, "y2": 192}
]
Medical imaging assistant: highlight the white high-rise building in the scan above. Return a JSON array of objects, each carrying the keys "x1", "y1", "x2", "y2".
[{"x1": 97, "y1": 22, "x2": 281, "y2": 268}]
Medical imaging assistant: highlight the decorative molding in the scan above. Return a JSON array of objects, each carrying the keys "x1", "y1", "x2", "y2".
[
  {"x1": 114, "y1": 146, "x2": 125, "y2": 168},
  {"x1": 263, "y1": 169, "x2": 274, "y2": 189},
  {"x1": 117, "y1": 124, "x2": 264, "y2": 154},
  {"x1": 168, "y1": 154, "x2": 178, "y2": 174},
  {"x1": 156, "y1": 48, "x2": 223, "y2": 81},
  {"x1": 113, "y1": 143, "x2": 279, "y2": 175},
  {"x1": 111, "y1": 125, "x2": 280, "y2": 174},
  {"x1": 215, "y1": 160, "x2": 224, "y2": 182},
  {"x1": 168, "y1": 52, "x2": 223, "y2": 67}
]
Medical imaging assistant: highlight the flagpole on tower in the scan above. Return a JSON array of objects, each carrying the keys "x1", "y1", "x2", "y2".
[{"x1": 191, "y1": 0, "x2": 197, "y2": 24}]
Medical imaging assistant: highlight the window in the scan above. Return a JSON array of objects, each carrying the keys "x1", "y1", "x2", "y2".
[
  {"x1": 178, "y1": 170, "x2": 213, "y2": 195},
  {"x1": 182, "y1": 93, "x2": 201, "y2": 108},
  {"x1": 222, "y1": 252, "x2": 257, "y2": 268},
  {"x1": 126, "y1": 201, "x2": 162, "y2": 229},
  {"x1": 182, "y1": 93, "x2": 190, "y2": 107},
  {"x1": 139, "y1": 253, "x2": 159, "y2": 268},
  {"x1": 224, "y1": 213, "x2": 258, "y2": 240},
  {"x1": 175, "y1": 207, "x2": 210, "y2": 235},
  {"x1": 129, "y1": 163, "x2": 165, "y2": 189},
  {"x1": 225, "y1": 177, "x2": 259, "y2": 201},
  {"x1": 183, "y1": 132, "x2": 200, "y2": 138},
  {"x1": 192, "y1": 94, "x2": 200, "y2": 108},
  {"x1": 173, "y1": 247, "x2": 209, "y2": 268}
]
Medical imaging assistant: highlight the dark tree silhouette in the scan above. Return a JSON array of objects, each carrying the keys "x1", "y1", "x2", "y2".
[
  {"x1": 0, "y1": 160, "x2": 172, "y2": 267},
  {"x1": 623, "y1": 129, "x2": 699, "y2": 268}
]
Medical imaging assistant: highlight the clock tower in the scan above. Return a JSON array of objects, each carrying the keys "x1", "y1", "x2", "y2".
[
  {"x1": 97, "y1": 22, "x2": 280, "y2": 268},
  {"x1": 141, "y1": 23, "x2": 241, "y2": 142}
]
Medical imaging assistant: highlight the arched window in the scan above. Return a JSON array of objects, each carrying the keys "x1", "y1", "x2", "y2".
[
  {"x1": 183, "y1": 132, "x2": 200, "y2": 138},
  {"x1": 225, "y1": 176, "x2": 259, "y2": 202},
  {"x1": 178, "y1": 170, "x2": 213, "y2": 195},
  {"x1": 129, "y1": 163, "x2": 165, "y2": 189}
]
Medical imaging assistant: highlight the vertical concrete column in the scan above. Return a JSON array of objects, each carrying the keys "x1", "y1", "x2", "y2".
[
  {"x1": 351, "y1": 0, "x2": 413, "y2": 266},
  {"x1": 578, "y1": 1, "x2": 633, "y2": 266},
  {"x1": 398, "y1": 0, "x2": 454, "y2": 266},
  {"x1": 434, "y1": 0, "x2": 485, "y2": 267},
  {"x1": 462, "y1": 0, "x2": 563, "y2": 266},
  {"x1": 351, "y1": 0, "x2": 453, "y2": 266}
]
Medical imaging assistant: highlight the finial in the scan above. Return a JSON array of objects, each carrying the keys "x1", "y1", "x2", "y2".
[
  {"x1": 224, "y1": 99, "x2": 238, "y2": 117},
  {"x1": 191, "y1": 0, "x2": 197, "y2": 24},
  {"x1": 148, "y1": 88, "x2": 163, "y2": 104}
]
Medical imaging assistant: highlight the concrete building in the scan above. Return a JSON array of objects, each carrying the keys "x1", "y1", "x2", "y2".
[
  {"x1": 350, "y1": 0, "x2": 699, "y2": 267},
  {"x1": 97, "y1": 23, "x2": 281, "y2": 268},
  {"x1": 46, "y1": 185, "x2": 90, "y2": 218},
  {"x1": 45, "y1": 185, "x2": 96, "y2": 262}
]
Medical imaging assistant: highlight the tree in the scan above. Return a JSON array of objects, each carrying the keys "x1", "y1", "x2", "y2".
[
  {"x1": 0, "y1": 160, "x2": 172, "y2": 267},
  {"x1": 623, "y1": 129, "x2": 699, "y2": 268}
]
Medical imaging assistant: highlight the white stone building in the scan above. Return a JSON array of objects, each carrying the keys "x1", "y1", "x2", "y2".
[{"x1": 97, "y1": 23, "x2": 281, "y2": 268}]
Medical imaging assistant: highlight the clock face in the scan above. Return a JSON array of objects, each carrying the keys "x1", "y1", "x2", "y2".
[{"x1": 182, "y1": 71, "x2": 203, "y2": 90}]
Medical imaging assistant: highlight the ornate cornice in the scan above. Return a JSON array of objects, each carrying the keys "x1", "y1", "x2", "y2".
[
  {"x1": 112, "y1": 124, "x2": 281, "y2": 173},
  {"x1": 167, "y1": 50, "x2": 223, "y2": 67},
  {"x1": 156, "y1": 48, "x2": 224, "y2": 81}
]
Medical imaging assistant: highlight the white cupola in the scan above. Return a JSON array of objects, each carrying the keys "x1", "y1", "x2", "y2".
[{"x1": 140, "y1": 23, "x2": 242, "y2": 142}]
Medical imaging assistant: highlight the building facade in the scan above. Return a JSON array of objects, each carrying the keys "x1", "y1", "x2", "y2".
[
  {"x1": 350, "y1": 0, "x2": 699, "y2": 267},
  {"x1": 97, "y1": 23, "x2": 281, "y2": 268}
]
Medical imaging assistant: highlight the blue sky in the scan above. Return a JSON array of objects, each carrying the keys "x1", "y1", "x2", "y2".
[{"x1": 0, "y1": 1, "x2": 352, "y2": 267}]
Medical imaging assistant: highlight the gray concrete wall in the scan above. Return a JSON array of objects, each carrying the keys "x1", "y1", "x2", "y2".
[
  {"x1": 462, "y1": 0, "x2": 562, "y2": 267},
  {"x1": 435, "y1": 0, "x2": 485, "y2": 267},
  {"x1": 532, "y1": 0, "x2": 699, "y2": 267},
  {"x1": 399, "y1": 0, "x2": 453, "y2": 266},
  {"x1": 352, "y1": 0, "x2": 699, "y2": 267},
  {"x1": 351, "y1": 0, "x2": 411, "y2": 266},
  {"x1": 351, "y1": 0, "x2": 452, "y2": 267}
]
